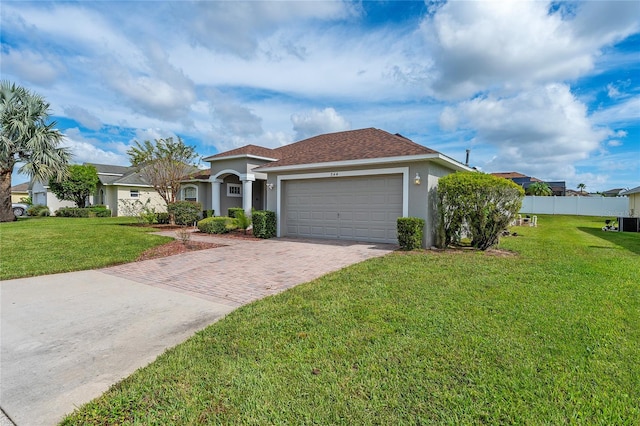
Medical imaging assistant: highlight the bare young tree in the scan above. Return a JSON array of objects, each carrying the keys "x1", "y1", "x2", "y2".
[{"x1": 127, "y1": 137, "x2": 199, "y2": 222}]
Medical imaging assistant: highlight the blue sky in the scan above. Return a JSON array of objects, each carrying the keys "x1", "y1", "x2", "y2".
[{"x1": 2, "y1": 0, "x2": 639, "y2": 192}]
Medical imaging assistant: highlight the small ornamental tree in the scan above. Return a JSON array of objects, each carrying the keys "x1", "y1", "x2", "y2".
[
  {"x1": 127, "y1": 137, "x2": 199, "y2": 223},
  {"x1": 49, "y1": 164, "x2": 99, "y2": 208},
  {"x1": 437, "y1": 172, "x2": 524, "y2": 250}
]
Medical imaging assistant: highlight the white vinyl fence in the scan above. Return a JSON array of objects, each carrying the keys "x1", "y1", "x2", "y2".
[{"x1": 521, "y1": 196, "x2": 629, "y2": 217}]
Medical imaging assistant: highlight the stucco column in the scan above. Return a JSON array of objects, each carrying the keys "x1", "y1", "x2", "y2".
[
  {"x1": 210, "y1": 179, "x2": 222, "y2": 216},
  {"x1": 242, "y1": 179, "x2": 253, "y2": 216}
]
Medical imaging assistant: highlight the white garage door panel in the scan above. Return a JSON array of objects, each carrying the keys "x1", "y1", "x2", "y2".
[{"x1": 283, "y1": 175, "x2": 403, "y2": 243}]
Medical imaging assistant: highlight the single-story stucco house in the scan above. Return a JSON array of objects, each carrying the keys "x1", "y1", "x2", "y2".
[
  {"x1": 91, "y1": 163, "x2": 167, "y2": 216},
  {"x1": 184, "y1": 128, "x2": 471, "y2": 247},
  {"x1": 619, "y1": 186, "x2": 640, "y2": 217},
  {"x1": 30, "y1": 163, "x2": 167, "y2": 216}
]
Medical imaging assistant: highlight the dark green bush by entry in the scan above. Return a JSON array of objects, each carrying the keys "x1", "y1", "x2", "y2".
[
  {"x1": 228, "y1": 207, "x2": 244, "y2": 218},
  {"x1": 253, "y1": 210, "x2": 276, "y2": 239},
  {"x1": 155, "y1": 212, "x2": 170, "y2": 224},
  {"x1": 56, "y1": 207, "x2": 111, "y2": 217},
  {"x1": 397, "y1": 217, "x2": 425, "y2": 250},
  {"x1": 168, "y1": 201, "x2": 202, "y2": 225},
  {"x1": 198, "y1": 216, "x2": 238, "y2": 234}
]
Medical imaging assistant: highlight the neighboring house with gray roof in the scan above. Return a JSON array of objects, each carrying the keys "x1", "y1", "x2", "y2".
[
  {"x1": 91, "y1": 163, "x2": 167, "y2": 216},
  {"x1": 31, "y1": 163, "x2": 167, "y2": 216},
  {"x1": 191, "y1": 128, "x2": 471, "y2": 247}
]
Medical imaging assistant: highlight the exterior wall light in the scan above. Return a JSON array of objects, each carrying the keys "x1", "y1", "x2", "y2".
[
  {"x1": 414, "y1": 173, "x2": 421, "y2": 185},
  {"x1": 267, "y1": 183, "x2": 275, "y2": 190}
]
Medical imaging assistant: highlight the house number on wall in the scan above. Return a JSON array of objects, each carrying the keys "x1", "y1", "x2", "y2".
[{"x1": 330, "y1": 172, "x2": 339, "y2": 177}]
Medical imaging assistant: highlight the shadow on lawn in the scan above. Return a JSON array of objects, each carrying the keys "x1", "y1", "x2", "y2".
[{"x1": 578, "y1": 227, "x2": 640, "y2": 256}]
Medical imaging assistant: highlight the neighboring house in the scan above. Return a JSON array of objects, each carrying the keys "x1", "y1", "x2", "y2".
[
  {"x1": 619, "y1": 186, "x2": 640, "y2": 217},
  {"x1": 194, "y1": 128, "x2": 471, "y2": 246},
  {"x1": 10, "y1": 182, "x2": 29, "y2": 203},
  {"x1": 31, "y1": 179, "x2": 76, "y2": 213},
  {"x1": 492, "y1": 172, "x2": 566, "y2": 196},
  {"x1": 90, "y1": 163, "x2": 167, "y2": 216},
  {"x1": 602, "y1": 188, "x2": 625, "y2": 197},
  {"x1": 29, "y1": 163, "x2": 168, "y2": 216}
]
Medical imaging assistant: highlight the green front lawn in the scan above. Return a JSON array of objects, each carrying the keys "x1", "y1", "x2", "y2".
[
  {"x1": 61, "y1": 215, "x2": 640, "y2": 424},
  {"x1": 0, "y1": 217, "x2": 171, "y2": 280}
]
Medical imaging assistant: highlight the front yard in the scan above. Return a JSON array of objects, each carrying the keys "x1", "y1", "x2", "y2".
[
  {"x1": 58, "y1": 215, "x2": 639, "y2": 424},
  {"x1": 0, "y1": 217, "x2": 172, "y2": 280}
]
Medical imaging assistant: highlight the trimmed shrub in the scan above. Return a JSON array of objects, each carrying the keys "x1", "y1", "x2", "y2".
[
  {"x1": 56, "y1": 207, "x2": 111, "y2": 217},
  {"x1": 168, "y1": 201, "x2": 202, "y2": 226},
  {"x1": 155, "y1": 212, "x2": 170, "y2": 224},
  {"x1": 228, "y1": 207, "x2": 244, "y2": 218},
  {"x1": 27, "y1": 204, "x2": 50, "y2": 217},
  {"x1": 397, "y1": 217, "x2": 425, "y2": 250},
  {"x1": 252, "y1": 210, "x2": 276, "y2": 239},
  {"x1": 436, "y1": 172, "x2": 524, "y2": 250},
  {"x1": 203, "y1": 209, "x2": 214, "y2": 218},
  {"x1": 197, "y1": 216, "x2": 237, "y2": 234}
]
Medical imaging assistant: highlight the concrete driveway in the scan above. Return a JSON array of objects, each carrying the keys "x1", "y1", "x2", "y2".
[{"x1": 0, "y1": 235, "x2": 395, "y2": 425}]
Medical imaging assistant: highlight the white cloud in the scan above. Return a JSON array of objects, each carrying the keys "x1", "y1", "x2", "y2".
[
  {"x1": 62, "y1": 129, "x2": 129, "y2": 165},
  {"x1": 63, "y1": 106, "x2": 102, "y2": 131},
  {"x1": 180, "y1": 1, "x2": 358, "y2": 58},
  {"x1": 445, "y1": 84, "x2": 608, "y2": 180},
  {"x1": 291, "y1": 107, "x2": 351, "y2": 140},
  {"x1": 421, "y1": 0, "x2": 639, "y2": 100},
  {"x1": 0, "y1": 49, "x2": 65, "y2": 86}
]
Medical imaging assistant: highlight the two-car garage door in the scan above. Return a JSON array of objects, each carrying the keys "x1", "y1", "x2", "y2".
[{"x1": 283, "y1": 174, "x2": 403, "y2": 244}]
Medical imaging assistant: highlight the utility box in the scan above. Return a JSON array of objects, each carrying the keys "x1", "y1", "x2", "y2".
[{"x1": 618, "y1": 217, "x2": 640, "y2": 232}]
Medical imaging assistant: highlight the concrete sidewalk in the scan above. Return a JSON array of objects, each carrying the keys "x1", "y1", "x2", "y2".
[
  {"x1": 0, "y1": 236, "x2": 395, "y2": 425},
  {"x1": 0, "y1": 271, "x2": 234, "y2": 426}
]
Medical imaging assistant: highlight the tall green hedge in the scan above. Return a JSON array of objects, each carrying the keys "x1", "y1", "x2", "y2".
[
  {"x1": 252, "y1": 210, "x2": 276, "y2": 239},
  {"x1": 436, "y1": 172, "x2": 524, "y2": 250},
  {"x1": 397, "y1": 217, "x2": 425, "y2": 250}
]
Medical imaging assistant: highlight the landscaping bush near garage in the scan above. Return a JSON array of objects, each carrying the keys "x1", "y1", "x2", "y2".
[
  {"x1": 197, "y1": 216, "x2": 238, "y2": 234},
  {"x1": 56, "y1": 206, "x2": 111, "y2": 217},
  {"x1": 253, "y1": 210, "x2": 276, "y2": 239},
  {"x1": 168, "y1": 201, "x2": 202, "y2": 225},
  {"x1": 26, "y1": 204, "x2": 50, "y2": 217},
  {"x1": 397, "y1": 217, "x2": 425, "y2": 250}
]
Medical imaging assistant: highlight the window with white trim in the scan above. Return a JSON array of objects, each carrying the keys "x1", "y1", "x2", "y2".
[
  {"x1": 227, "y1": 183, "x2": 242, "y2": 197},
  {"x1": 130, "y1": 189, "x2": 139, "y2": 198},
  {"x1": 183, "y1": 186, "x2": 197, "y2": 202}
]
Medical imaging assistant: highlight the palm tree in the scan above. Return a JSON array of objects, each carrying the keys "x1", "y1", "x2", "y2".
[
  {"x1": 526, "y1": 182, "x2": 553, "y2": 196},
  {"x1": 577, "y1": 183, "x2": 586, "y2": 195},
  {"x1": 0, "y1": 81, "x2": 71, "y2": 222}
]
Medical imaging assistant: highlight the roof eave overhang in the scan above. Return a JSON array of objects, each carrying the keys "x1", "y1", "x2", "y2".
[
  {"x1": 254, "y1": 153, "x2": 473, "y2": 173},
  {"x1": 203, "y1": 153, "x2": 279, "y2": 162}
]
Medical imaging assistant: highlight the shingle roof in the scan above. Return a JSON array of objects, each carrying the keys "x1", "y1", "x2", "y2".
[
  {"x1": 204, "y1": 144, "x2": 278, "y2": 161},
  {"x1": 11, "y1": 182, "x2": 29, "y2": 192},
  {"x1": 491, "y1": 172, "x2": 542, "y2": 182},
  {"x1": 267, "y1": 128, "x2": 438, "y2": 168},
  {"x1": 208, "y1": 128, "x2": 440, "y2": 169}
]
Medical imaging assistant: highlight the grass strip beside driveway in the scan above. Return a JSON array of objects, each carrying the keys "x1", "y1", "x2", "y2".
[
  {"x1": 61, "y1": 215, "x2": 640, "y2": 424},
  {"x1": 0, "y1": 217, "x2": 171, "y2": 280}
]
